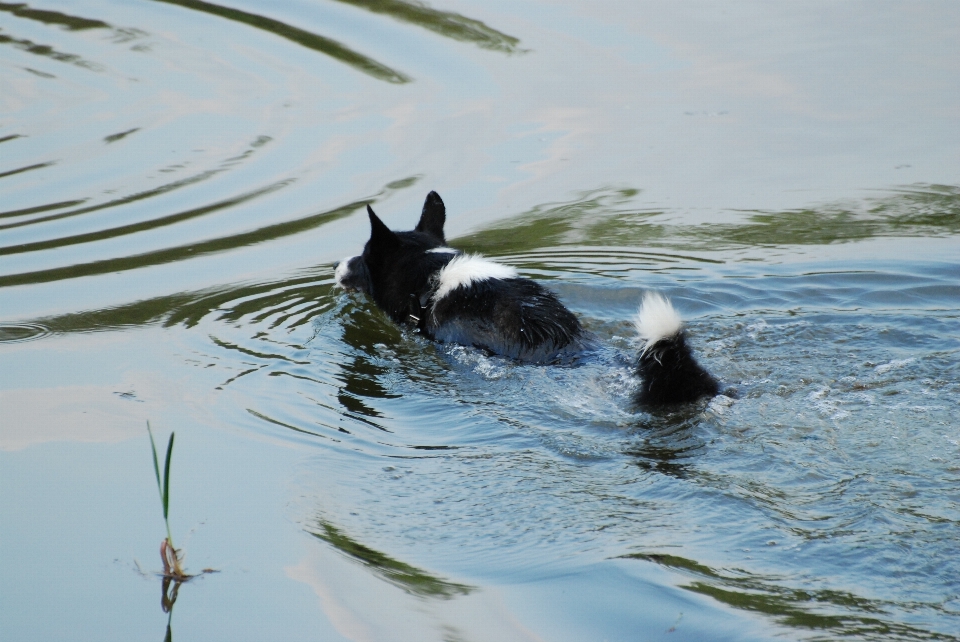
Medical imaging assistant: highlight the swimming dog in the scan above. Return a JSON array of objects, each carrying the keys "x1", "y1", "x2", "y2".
[{"x1": 335, "y1": 191, "x2": 718, "y2": 406}]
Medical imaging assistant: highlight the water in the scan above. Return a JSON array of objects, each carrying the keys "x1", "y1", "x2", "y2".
[{"x1": 2, "y1": 1, "x2": 959, "y2": 640}]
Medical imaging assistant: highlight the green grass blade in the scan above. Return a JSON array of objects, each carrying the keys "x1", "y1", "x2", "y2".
[
  {"x1": 162, "y1": 432, "x2": 175, "y2": 520},
  {"x1": 147, "y1": 422, "x2": 164, "y2": 504}
]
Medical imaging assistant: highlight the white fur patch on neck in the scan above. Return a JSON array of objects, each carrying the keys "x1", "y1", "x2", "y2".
[
  {"x1": 427, "y1": 246, "x2": 459, "y2": 254},
  {"x1": 334, "y1": 255, "x2": 357, "y2": 288},
  {"x1": 433, "y1": 253, "x2": 517, "y2": 301},
  {"x1": 635, "y1": 292, "x2": 682, "y2": 351}
]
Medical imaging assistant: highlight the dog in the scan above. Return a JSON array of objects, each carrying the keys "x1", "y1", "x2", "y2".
[{"x1": 335, "y1": 191, "x2": 719, "y2": 406}]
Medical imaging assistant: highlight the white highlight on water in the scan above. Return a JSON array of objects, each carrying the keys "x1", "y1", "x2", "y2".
[
  {"x1": 433, "y1": 253, "x2": 517, "y2": 301},
  {"x1": 874, "y1": 358, "x2": 915, "y2": 375},
  {"x1": 634, "y1": 292, "x2": 682, "y2": 352}
]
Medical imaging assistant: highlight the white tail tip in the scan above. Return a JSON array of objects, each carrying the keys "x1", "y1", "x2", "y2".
[{"x1": 635, "y1": 292, "x2": 682, "y2": 351}]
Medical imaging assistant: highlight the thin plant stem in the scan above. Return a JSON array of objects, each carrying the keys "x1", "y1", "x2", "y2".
[{"x1": 147, "y1": 421, "x2": 180, "y2": 574}]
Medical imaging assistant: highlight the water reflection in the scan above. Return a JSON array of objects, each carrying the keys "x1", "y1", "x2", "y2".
[
  {"x1": 625, "y1": 553, "x2": 948, "y2": 640},
  {"x1": 331, "y1": 0, "x2": 521, "y2": 54},
  {"x1": 160, "y1": 576, "x2": 180, "y2": 641},
  {"x1": 0, "y1": 1, "x2": 142, "y2": 77},
  {"x1": 308, "y1": 519, "x2": 472, "y2": 598},
  {"x1": 2, "y1": 180, "x2": 291, "y2": 255},
  {"x1": 0, "y1": 2, "x2": 110, "y2": 31},
  {"x1": 156, "y1": 570, "x2": 218, "y2": 642},
  {"x1": 0, "y1": 167, "x2": 220, "y2": 230},
  {"x1": 145, "y1": 0, "x2": 524, "y2": 86},
  {"x1": 12, "y1": 183, "x2": 956, "y2": 335},
  {"x1": 0, "y1": 199, "x2": 88, "y2": 219},
  {"x1": 149, "y1": 0, "x2": 410, "y2": 83},
  {"x1": 0, "y1": 30, "x2": 102, "y2": 70},
  {"x1": 0, "y1": 159, "x2": 56, "y2": 178},
  {"x1": 457, "y1": 185, "x2": 960, "y2": 257},
  {"x1": 0, "y1": 186, "x2": 393, "y2": 287},
  {"x1": 623, "y1": 418, "x2": 709, "y2": 481},
  {"x1": 0, "y1": 322, "x2": 48, "y2": 343},
  {"x1": 0, "y1": 132, "x2": 278, "y2": 232}
]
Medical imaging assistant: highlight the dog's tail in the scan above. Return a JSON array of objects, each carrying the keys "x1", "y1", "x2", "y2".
[{"x1": 634, "y1": 293, "x2": 719, "y2": 406}]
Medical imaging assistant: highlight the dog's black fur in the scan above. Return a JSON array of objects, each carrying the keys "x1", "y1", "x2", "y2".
[
  {"x1": 636, "y1": 329, "x2": 719, "y2": 405},
  {"x1": 336, "y1": 191, "x2": 718, "y2": 406}
]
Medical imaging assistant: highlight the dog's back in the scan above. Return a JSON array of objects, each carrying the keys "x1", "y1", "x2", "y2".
[
  {"x1": 335, "y1": 191, "x2": 718, "y2": 405},
  {"x1": 429, "y1": 262, "x2": 585, "y2": 361}
]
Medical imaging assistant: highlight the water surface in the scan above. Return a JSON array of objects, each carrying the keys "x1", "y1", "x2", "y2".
[{"x1": 2, "y1": 1, "x2": 959, "y2": 640}]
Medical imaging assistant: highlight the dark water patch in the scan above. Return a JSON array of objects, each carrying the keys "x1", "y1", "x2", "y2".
[
  {"x1": 208, "y1": 285, "x2": 331, "y2": 331},
  {"x1": 0, "y1": 169, "x2": 420, "y2": 292},
  {"x1": 623, "y1": 418, "x2": 710, "y2": 480},
  {"x1": 166, "y1": 276, "x2": 333, "y2": 329},
  {"x1": 25, "y1": 272, "x2": 334, "y2": 334},
  {"x1": 150, "y1": 0, "x2": 410, "y2": 83},
  {"x1": 103, "y1": 127, "x2": 140, "y2": 144},
  {"x1": 21, "y1": 66, "x2": 51, "y2": 77},
  {"x1": 706, "y1": 185, "x2": 960, "y2": 246},
  {"x1": 309, "y1": 519, "x2": 473, "y2": 598},
  {"x1": 0, "y1": 200, "x2": 86, "y2": 220},
  {"x1": 0, "y1": 31, "x2": 103, "y2": 71},
  {"x1": 0, "y1": 2, "x2": 110, "y2": 31},
  {"x1": 0, "y1": 195, "x2": 360, "y2": 287},
  {"x1": 215, "y1": 364, "x2": 263, "y2": 388},
  {"x1": 0, "y1": 180, "x2": 290, "y2": 256},
  {"x1": 458, "y1": 185, "x2": 960, "y2": 257},
  {"x1": 28, "y1": 291, "x2": 201, "y2": 334},
  {"x1": 0, "y1": 322, "x2": 49, "y2": 343},
  {"x1": 628, "y1": 553, "x2": 958, "y2": 641},
  {"x1": 456, "y1": 188, "x2": 646, "y2": 256},
  {"x1": 879, "y1": 184, "x2": 960, "y2": 231},
  {"x1": 247, "y1": 407, "x2": 343, "y2": 440},
  {"x1": 0, "y1": 133, "x2": 281, "y2": 232},
  {"x1": 496, "y1": 247, "x2": 724, "y2": 283},
  {"x1": 0, "y1": 160, "x2": 54, "y2": 179},
  {"x1": 0, "y1": 169, "x2": 221, "y2": 231},
  {"x1": 333, "y1": 0, "x2": 521, "y2": 54},
  {"x1": 0, "y1": 3, "x2": 150, "y2": 59},
  {"x1": 209, "y1": 335, "x2": 310, "y2": 366}
]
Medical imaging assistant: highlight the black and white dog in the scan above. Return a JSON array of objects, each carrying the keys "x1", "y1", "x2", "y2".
[{"x1": 335, "y1": 191, "x2": 718, "y2": 406}]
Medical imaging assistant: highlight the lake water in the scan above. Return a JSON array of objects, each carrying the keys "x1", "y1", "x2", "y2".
[{"x1": 2, "y1": 1, "x2": 959, "y2": 640}]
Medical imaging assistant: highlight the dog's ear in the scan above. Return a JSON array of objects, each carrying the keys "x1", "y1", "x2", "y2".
[
  {"x1": 368, "y1": 205, "x2": 400, "y2": 251},
  {"x1": 415, "y1": 191, "x2": 446, "y2": 242}
]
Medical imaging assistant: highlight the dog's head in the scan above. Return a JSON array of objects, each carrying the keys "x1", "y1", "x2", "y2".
[{"x1": 335, "y1": 190, "x2": 448, "y2": 293}]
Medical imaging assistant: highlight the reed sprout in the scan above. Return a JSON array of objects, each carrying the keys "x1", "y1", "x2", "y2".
[{"x1": 147, "y1": 421, "x2": 187, "y2": 579}]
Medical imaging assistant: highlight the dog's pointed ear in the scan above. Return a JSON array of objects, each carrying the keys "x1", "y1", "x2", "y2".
[
  {"x1": 415, "y1": 191, "x2": 446, "y2": 242},
  {"x1": 368, "y1": 205, "x2": 400, "y2": 251}
]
